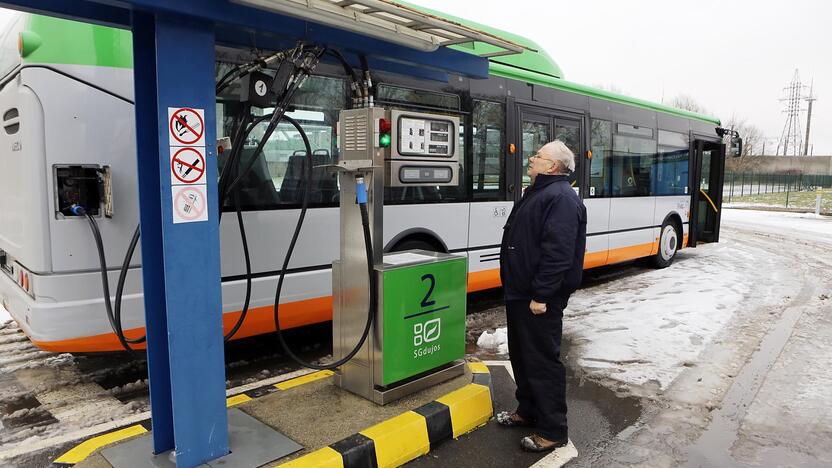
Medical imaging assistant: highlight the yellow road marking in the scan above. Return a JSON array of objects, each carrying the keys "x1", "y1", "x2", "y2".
[
  {"x1": 226, "y1": 394, "x2": 252, "y2": 407},
  {"x1": 467, "y1": 362, "x2": 489, "y2": 374},
  {"x1": 276, "y1": 447, "x2": 343, "y2": 468},
  {"x1": 54, "y1": 425, "x2": 147, "y2": 464},
  {"x1": 275, "y1": 370, "x2": 334, "y2": 390}
]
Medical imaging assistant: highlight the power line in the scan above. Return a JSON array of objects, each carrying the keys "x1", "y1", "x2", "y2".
[{"x1": 776, "y1": 69, "x2": 806, "y2": 156}]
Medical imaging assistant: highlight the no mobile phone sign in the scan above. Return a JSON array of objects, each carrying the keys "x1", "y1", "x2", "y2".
[{"x1": 172, "y1": 185, "x2": 208, "y2": 224}]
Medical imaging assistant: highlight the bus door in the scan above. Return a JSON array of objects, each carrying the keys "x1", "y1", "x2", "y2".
[
  {"x1": 689, "y1": 139, "x2": 726, "y2": 245},
  {"x1": 516, "y1": 107, "x2": 583, "y2": 201}
]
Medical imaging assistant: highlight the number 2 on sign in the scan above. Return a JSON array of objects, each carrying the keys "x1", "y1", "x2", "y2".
[{"x1": 421, "y1": 274, "x2": 436, "y2": 308}]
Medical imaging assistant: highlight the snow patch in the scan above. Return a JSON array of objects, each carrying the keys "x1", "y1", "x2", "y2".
[
  {"x1": 477, "y1": 328, "x2": 508, "y2": 354},
  {"x1": 0, "y1": 304, "x2": 11, "y2": 325}
]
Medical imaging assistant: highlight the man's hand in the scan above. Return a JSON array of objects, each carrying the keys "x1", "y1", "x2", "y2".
[{"x1": 530, "y1": 300, "x2": 547, "y2": 315}]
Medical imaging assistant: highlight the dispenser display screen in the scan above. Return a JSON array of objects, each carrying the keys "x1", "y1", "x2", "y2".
[
  {"x1": 397, "y1": 116, "x2": 455, "y2": 157},
  {"x1": 398, "y1": 165, "x2": 453, "y2": 184}
]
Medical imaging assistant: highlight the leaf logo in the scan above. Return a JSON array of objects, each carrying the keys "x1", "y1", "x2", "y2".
[{"x1": 423, "y1": 318, "x2": 441, "y2": 343}]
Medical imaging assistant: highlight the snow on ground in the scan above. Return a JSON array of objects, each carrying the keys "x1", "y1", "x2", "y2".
[
  {"x1": 0, "y1": 303, "x2": 10, "y2": 324},
  {"x1": 722, "y1": 208, "x2": 832, "y2": 245},
  {"x1": 476, "y1": 209, "x2": 832, "y2": 393}
]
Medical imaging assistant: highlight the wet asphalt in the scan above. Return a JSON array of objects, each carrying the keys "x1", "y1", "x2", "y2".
[{"x1": 407, "y1": 341, "x2": 642, "y2": 468}]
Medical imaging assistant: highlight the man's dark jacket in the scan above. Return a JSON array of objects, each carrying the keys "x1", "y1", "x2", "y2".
[{"x1": 500, "y1": 174, "x2": 587, "y2": 303}]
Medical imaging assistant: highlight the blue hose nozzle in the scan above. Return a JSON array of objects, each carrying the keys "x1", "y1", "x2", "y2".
[
  {"x1": 70, "y1": 204, "x2": 87, "y2": 216},
  {"x1": 355, "y1": 177, "x2": 368, "y2": 205}
]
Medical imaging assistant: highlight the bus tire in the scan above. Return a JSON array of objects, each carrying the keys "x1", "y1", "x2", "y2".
[{"x1": 652, "y1": 221, "x2": 680, "y2": 268}]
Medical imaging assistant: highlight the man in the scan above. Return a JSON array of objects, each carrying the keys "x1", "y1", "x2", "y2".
[{"x1": 497, "y1": 140, "x2": 587, "y2": 452}]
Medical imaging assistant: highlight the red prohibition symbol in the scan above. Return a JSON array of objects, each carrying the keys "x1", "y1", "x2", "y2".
[
  {"x1": 169, "y1": 108, "x2": 205, "y2": 145},
  {"x1": 171, "y1": 147, "x2": 206, "y2": 184},
  {"x1": 175, "y1": 187, "x2": 205, "y2": 221}
]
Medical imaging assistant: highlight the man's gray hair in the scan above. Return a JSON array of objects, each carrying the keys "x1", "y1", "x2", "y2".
[{"x1": 540, "y1": 140, "x2": 575, "y2": 173}]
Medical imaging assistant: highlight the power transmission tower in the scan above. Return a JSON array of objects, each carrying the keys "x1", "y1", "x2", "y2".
[
  {"x1": 776, "y1": 69, "x2": 805, "y2": 156},
  {"x1": 804, "y1": 80, "x2": 817, "y2": 156}
]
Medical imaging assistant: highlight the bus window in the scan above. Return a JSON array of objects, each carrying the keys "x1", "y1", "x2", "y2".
[
  {"x1": 611, "y1": 134, "x2": 656, "y2": 197},
  {"x1": 589, "y1": 119, "x2": 612, "y2": 197},
  {"x1": 555, "y1": 119, "x2": 580, "y2": 187},
  {"x1": 377, "y1": 84, "x2": 460, "y2": 111},
  {"x1": 472, "y1": 100, "x2": 505, "y2": 200},
  {"x1": 219, "y1": 75, "x2": 345, "y2": 210},
  {"x1": 655, "y1": 130, "x2": 690, "y2": 196},
  {"x1": 521, "y1": 120, "x2": 549, "y2": 189}
]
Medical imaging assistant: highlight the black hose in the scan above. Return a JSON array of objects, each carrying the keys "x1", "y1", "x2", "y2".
[
  {"x1": 84, "y1": 213, "x2": 141, "y2": 354},
  {"x1": 114, "y1": 225, "x2": 144, "y2": 345},
  {"x1": 224, "y1": 188, "x2": 252, "y2": 342},
  {"x1": 271, "y1": 123, "x2": 376, "y2": 370},
  {"x1": 224, "y1": 99, "x2": 292, "y2": 196}
]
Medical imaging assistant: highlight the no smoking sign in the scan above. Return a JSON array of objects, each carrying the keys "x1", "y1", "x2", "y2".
[{"x1": 170, "y1": 147, "x2": 206, "y2": 185}]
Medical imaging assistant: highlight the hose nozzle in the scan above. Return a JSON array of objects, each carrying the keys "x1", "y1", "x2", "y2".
[
  {"x1": 70, "y1": 204, "x2": 87, "y2": 216},
  {"x1": 355, "y1": 176, "x2": 368, "y2": 205}
]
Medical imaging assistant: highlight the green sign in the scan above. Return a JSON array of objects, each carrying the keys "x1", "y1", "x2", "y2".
[{"x1": 382, "y1": 256, "x2": 467, "y2": 386}]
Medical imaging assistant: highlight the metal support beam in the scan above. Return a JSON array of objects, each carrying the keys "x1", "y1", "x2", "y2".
[{"x1": 132, "y1": 11, "x2": 229, "y2": 467}]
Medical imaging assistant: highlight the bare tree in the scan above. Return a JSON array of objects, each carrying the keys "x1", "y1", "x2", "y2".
[
  {"x1": 724, "y1": 116, "x2": 765, "y2": 172},
  {"x1": 668, "y1": 94, "x2": 709, "y2": 114},
  {"x1": 593, "y1": 83, "x2": 627, "y2": 96}
]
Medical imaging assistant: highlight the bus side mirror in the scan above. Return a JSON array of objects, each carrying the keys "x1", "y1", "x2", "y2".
[{"x1": 730, "y1": 136, "x2": 743, "y2": 158}]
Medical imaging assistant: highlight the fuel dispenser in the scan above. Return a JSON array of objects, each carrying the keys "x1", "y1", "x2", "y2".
[{"x1": 332, "y1": 107, "x2": 468, "y2": 404}]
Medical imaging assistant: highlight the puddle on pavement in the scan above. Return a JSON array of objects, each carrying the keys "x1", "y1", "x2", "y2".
[{"x1": 467, "y1": 334, "x2": 643, "y2": 463}]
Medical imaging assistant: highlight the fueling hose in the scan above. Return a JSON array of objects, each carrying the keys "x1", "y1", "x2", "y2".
[
  {"x1": 77, "y1": 207, "x2": 143, "y2": 355},
  {"x1": 270, "y1": 129, "x2": 377, "y2": 370},
  {"x1": 83, "y1": 45, "x2": 371, "y2": 357}
]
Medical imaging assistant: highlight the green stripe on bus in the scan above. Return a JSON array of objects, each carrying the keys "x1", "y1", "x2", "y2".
[{"x1": 23, "y1": 14, "x2": 133, "y2": 69}]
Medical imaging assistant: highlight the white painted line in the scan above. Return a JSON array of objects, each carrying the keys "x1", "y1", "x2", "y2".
[
  {"x1": 225, "y1": 368, "x2": 315, "y2": 396},
  {"x1": 529, "y1": 440, "x2": 578, "y2": 468},
  {"x1": 482, "y1": 359, "x2": 514, "y2": 380}
]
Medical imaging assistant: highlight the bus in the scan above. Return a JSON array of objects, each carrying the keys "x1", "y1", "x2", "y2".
[{"x1": 0, "y1": 9, "x2": 729, "y2": 353}]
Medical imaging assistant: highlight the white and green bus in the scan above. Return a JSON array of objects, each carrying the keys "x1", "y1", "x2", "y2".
[{"x1": 0, "y1": 10, "x2": 729, "y2": 353}]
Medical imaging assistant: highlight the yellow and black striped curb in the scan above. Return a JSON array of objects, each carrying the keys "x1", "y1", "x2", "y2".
[
  {"x1": 50, "y1": 370, "x2": 336, "y2": 466},
  {"x1": 51, "y1": 363, "x2": 493, "y2": 468},
  {"x1": 277, "y1": 361, "x2": 493, "y2": 468}
]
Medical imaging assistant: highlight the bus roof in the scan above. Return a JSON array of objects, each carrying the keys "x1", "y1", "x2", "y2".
[
  {"x1": 404, "y1": 2, "x2": 720, "y2": 126},
  {"x1": 16, "y1": 6, "x2": 719, "y2": 125}
]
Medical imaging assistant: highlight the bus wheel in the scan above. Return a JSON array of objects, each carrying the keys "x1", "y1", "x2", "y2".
[{"x1": 652, "y1": 221, "x2": 679, "y2": 268}]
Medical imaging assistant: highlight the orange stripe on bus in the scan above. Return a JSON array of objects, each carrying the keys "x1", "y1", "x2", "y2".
[
  {"x1": 467, "y1": 269, "x2": 501, "y2": 293},
  {"x1": 29, "y1": 239, "x2": 685, "y2": 353},
  {"x1": 584, "y1": 251, "x2": 607, "y2": 269}
]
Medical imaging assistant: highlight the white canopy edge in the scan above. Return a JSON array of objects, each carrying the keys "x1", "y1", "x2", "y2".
[{"x1": 233, "y1": 0, "x2": 534, "y2": 55}]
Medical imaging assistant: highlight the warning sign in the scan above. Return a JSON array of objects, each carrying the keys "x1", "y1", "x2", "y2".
[
  {"x1": 168, "y1": 107, "x2": 205, "y2": 146},
  {"x1": 170, "y1": 147, "x2": 206, "y2": 185},
  {"x1": 172, "y1": 185, "x2": 208, "y2": 224}
]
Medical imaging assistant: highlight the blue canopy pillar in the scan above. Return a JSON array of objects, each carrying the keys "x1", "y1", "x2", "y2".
[{"x1": 132, "y1": 11, "x2": 229, "y2": 466}]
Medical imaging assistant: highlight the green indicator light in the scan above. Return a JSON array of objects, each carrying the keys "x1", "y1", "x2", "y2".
[{"x1": 379, "y1": 133, "x2": 391, "y2": 147}]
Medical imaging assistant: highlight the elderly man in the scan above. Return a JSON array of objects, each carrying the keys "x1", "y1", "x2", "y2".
[{"x1": 497, "y1": 140, "x2": 587, "y2": 452}]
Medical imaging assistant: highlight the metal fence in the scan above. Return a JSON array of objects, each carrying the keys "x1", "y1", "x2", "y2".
[{"x1": 723, "y1": 172, "x2": 832, "y2": 213}]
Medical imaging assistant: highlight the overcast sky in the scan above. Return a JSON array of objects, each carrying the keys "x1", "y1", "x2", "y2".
[
  {"x1": 0, "y1": 1, "x2": 828, "y2": 154},
  {"x1": 411, "y1": 0, "x2": 831, "y2": 155}
]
